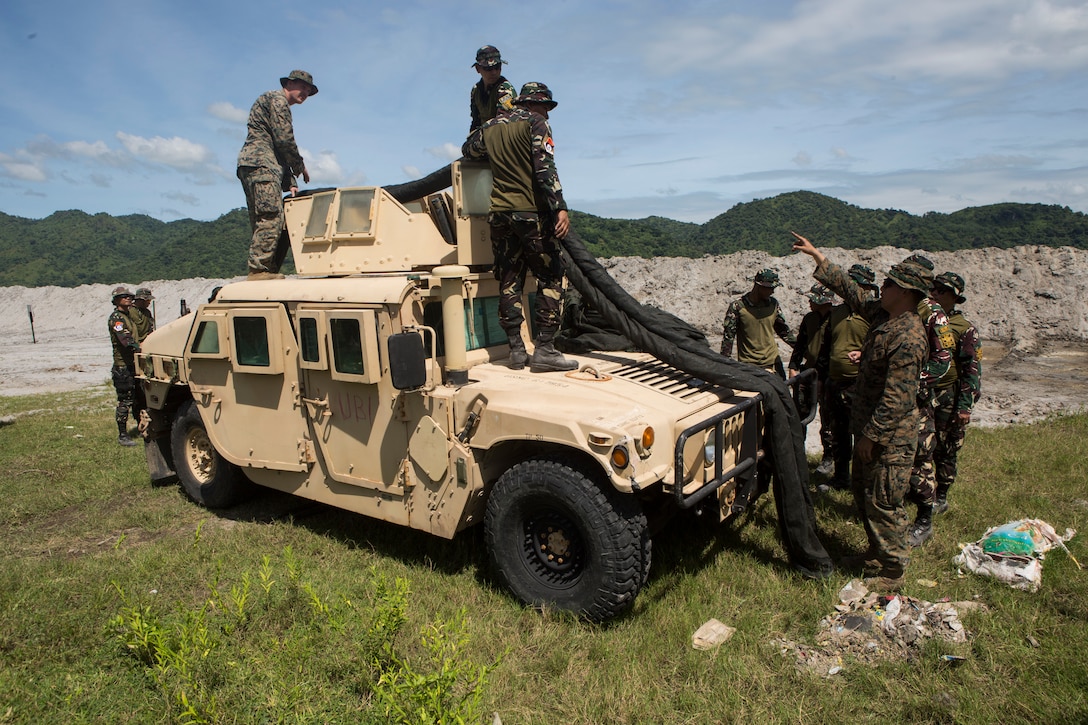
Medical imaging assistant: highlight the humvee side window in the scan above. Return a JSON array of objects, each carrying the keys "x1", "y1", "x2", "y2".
[
  {"x1": 330, "y1": 318, "x2": 365, "y2": 375},
  {"x1": 300, "y1": 317, "x2": 321, "y2": 363},
  {"x1": 191, "y1": 320, "x2": 220, "y2": 354},
  {"x1": 234, "y1": 317, "x2": 270, "y2": 367}
]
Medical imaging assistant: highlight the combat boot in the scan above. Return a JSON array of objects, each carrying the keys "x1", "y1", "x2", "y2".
[
  {"x1": 530, "y1": 341, "x2": 578, "y2": 373},
  {"x1": 908, "y1": 515, "x2": 933, "y2": 547},
  {"x1": 815, "y1": 455, "x2": 834, "y2": 477},
  {"x1": 118, "y1": 433, "x2": 137, "y2": 447},
  {"x1": 507, "y1": 335, "x2": 528, "y2": 370},
  {"x1": 933, "y1": 484, "x2": 950, "y2": 515}
]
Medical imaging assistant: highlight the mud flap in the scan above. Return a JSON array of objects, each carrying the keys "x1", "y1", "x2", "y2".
[{"x1": 145, "y1": 436, "x2": 177, "y2": 485}]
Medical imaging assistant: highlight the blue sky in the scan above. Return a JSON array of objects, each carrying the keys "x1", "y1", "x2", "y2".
[{"x1": 3, "y1": 0, "x2": 1086, "y2": 224}]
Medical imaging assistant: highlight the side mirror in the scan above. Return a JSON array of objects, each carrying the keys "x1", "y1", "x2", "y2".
[{"x1": 388, "y1": 332, "x2": 427, "y2": 390}]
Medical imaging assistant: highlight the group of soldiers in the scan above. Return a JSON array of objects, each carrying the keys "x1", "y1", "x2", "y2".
[
  {"x1": 720, "y1": 245, "x2": 982, "y2": 590},
  {"x1": 107, "y1": 286, "x2": 156, "y2": 446}
]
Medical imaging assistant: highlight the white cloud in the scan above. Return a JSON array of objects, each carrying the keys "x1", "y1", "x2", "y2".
[
  {"x1": 1, "y1": 159, "x2": 48, "y2": 182},
  {"x1": 425, "y1": 143, "x2": 462, "y2": 161},
  {"x1": 302, "y1": 150, "x2": 343, "y2": 183},
  {"x1": 115, "y1": 132, "x2": 213, "y2": 170},
  {"x1": 208, "y1": 101, "x2": 249, "y2": 124}
]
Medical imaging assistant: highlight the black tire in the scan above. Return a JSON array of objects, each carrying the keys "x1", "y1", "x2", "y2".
[
  {"x1": 170, "y1": 400, "x2": 247, "y2": 508},
  {"x1": 483, "y1": 457, "x2": 649, "y2": 623}
]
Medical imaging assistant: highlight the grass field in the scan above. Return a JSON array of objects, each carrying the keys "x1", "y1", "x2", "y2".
[{"x1": 1, "y1": 386, "x2": 1086, "y2": 724}]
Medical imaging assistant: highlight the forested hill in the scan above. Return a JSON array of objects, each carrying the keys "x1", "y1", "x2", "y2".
[{"x1": 3, "y1": 191, "x2": 1087, "y2": 287}]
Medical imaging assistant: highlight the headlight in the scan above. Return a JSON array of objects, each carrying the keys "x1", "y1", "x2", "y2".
[
  {"x1": 704, "y1": 441, "x2": 716, "y2": 468},
  {"x1": 611, "y1": 445, "x2": 630, "y2": 469}
]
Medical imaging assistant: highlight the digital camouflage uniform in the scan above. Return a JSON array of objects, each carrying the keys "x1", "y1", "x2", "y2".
[
  {"x1": 788, "y1": 284, "x2": 834, "y2": 461},
  {"x1": 237, "y1": 71, "x2": 315, "y2": 274},
  {"x1": 816, "y1": 260, "x2": 928, "y2": 579},
  {"x1": 818, "y1": 265, "x2": 876, "y2": 487},
  {"x1": 462, "y1": 88, "x2": 567, "y2": 343},
  {"x1": 469, "y1": 45, "x2": 515, "y2": 133},
  {"x1": 108, "y1": 289, "x2": 141, "y2": 442},
  {"x1": 720, "y1": 269, "x2": 796, "y2": 377},
  {"x1": 929, "y1": 272, "x2": 982, "y2": 509}
]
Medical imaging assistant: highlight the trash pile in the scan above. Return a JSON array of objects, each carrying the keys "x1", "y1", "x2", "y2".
[
  {"x1": 953, "y1": 519, "x2": 1079, "y2": 592},
  {"x1": 773, "y1": 579, "x2": 983, "y2": 676}
]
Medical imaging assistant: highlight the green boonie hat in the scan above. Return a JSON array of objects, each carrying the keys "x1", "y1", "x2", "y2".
[
  {"x1": 848, "y1": 263, "x2": 876, "y2": 287},
  {"x1": 753, "y1": 268, "x2": 779, "y2": 287},
  {"x1": 111, "y1": 286, "x2": 134, "y2": 301},
  {"x1": 885, "y1": 262, "x2": 931, "y2": 295},
  {"x1": 514, "y1": 82, "x2": 558, "y2": 109},
  {"x1": 904, "y1": 253, "x2": 934, "y2": 271},
  {"x1": 135, "y1": 287, "x2": 154, "y2": 300},
  {"x1": 934, "y1": 271, "x2": 966, "y2": 303},
  {"x1": 473, "y1": 45, "x2": 505, "y2": 68},
  {"x1": 280, "y1": 70, "x2": 318, "y2": 95},
  {"x1": 807, "y1": 284, "x2": 834, "y2": 305}
]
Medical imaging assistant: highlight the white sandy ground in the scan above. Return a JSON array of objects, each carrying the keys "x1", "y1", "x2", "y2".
[{"x1": 2, "y1": 245, "x2": 1087, "y2": 453}]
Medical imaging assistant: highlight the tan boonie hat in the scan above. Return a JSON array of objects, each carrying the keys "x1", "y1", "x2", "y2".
[{"x1": 280, "y1": 70, "x2": 318, "y2": 95}]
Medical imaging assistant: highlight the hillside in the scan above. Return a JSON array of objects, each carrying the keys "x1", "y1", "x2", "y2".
[{"x1": 3, "y1": 193, "x2": 1088, "y2": 287}]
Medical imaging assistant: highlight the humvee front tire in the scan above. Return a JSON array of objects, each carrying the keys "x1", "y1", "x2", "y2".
[
  {"x1": 170, "y1": 400, "x2": 247, "y2": 508},
  {"x1": 484, "y1": 457, "x2": 648, "y2": 623}
]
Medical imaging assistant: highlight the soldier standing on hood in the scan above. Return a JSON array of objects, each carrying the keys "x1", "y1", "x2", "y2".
[
  {"x1": 469, "y1": 45, "x2": 516, "y2": 134},
  {"x1": 237, "y1": 70, "x2": 318, "y2": 280}
]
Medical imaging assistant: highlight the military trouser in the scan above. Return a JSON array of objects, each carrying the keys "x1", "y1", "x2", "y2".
[
  {"x1": 112, "y1": 364, "x2": 136, "y2": 436},
  {"x1": 931, "y1": 386, "x2": 968, "y2": 490},
  {"x1": 908, "y1": 392, "x2": 937, "y2": 506},
  {"x1": 823, "y1": 377, "x2": 857, "y2": 482},
  {"x1": 488, "y1": 211, "x2": 564, "y2": 341},
  {"x1": 851, "y1": 441, "x2": 914, "y2": 578},
  {"x1": 238, "y1": 166, "x2": 289, "y2": 274}
]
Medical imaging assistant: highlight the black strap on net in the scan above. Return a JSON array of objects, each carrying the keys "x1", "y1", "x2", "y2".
[{"x1": 560, "y1": 229, "x2": 833, "y2": 577}]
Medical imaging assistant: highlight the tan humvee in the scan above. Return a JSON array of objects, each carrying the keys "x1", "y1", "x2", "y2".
[{"x1": 137, "y1": 161, "x2": 767, "y2": 622}]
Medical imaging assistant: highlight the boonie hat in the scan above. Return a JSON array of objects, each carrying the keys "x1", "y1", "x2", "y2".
[
  {"x1": 885, "y1": 262, "x2": 932, "y2": 295},
  {"x1": 135, "y1": 287, "x2": 154, "y2": 300},
  {"x1": 513, "y1": 82, "x2": 558, "y2": 109},
  {"x1": 473, "y1": 45, "x2": 505, "y2": 68},
  {"x1": 280, "y1": 70, "x2": 318, "y2": 96},
  {"x1": 807, "y1": 284, "x2": 834, "y2": 305},
  {"x1": 848, "y1": 264, "x2": 877, "y2": 288},
  {"x1": 753, "y1": 268, "x2": 780, "y2": 288},
  {"x1": 903, "y1": 253, "x2": 934, "y2": 271},
  {"x1": 934, "y1": 271, "x2": 966, "y2": 303},
  {"x1": 111, "y1": 286, "x2": 134, "y2": 301}
]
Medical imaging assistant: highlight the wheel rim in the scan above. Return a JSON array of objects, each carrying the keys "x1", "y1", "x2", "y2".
[
  {"x1": 184, "y1": 427, "x2": 217, "y2": 485},
  {"x1": 521, "y1": 507, "x2": 586, "y2": 588}
]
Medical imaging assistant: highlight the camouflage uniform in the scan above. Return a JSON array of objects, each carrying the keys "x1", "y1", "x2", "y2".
[
  {"x1": 818, "y1": 265, "x2": 877, "y2": 488},
  {"x1": 788, "y1": 284, "x2": 834, "y2": 462},
  {"x1": 720, "y1": 269, "x2": 796, "y2": 378},
  {"x1": 130, "y1": 287, "x2": 156, "y2": 343},
  {"x1": 816, "y1": 260, "x2": 928, "y2": 579},
  {"x1": 237, "y1": 71, "x2": 316, "y2": 274},
  {"x1": 108, "y1": 287, "x2": 140, "y2": 444},
  {"x1": 462, "y1": 84, "x2": 568, "y2": 342},
  {"x1": 929, "y1": 272, "x2": 982, "y2": 511},
  {"x1": 469, "y1": 45, "x2": 516, "y2": 133}
]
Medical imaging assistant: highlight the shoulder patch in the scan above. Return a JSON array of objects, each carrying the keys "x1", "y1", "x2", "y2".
[{"x1": 113, "y1": 321, "x2": 125, "y2": 332}]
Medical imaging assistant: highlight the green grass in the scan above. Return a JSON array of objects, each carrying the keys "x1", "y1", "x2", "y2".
[{"x1": 1, "y1": 386, "x2": 1086, "y2": 723}]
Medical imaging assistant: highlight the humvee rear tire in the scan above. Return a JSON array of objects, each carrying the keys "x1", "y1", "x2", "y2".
[
  {"x1": 484, "y1": 457, "x2": 648, "y2": 623},
  {"x1": 170, "y1": 400, "x2": 247, "y2": 508}
]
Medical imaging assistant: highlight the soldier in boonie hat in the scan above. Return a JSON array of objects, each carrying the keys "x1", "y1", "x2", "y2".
[
  {"x1": 848, "y1": 264, "x2": 877, "y2": 288},
  {"x1": 753, "y1": 268, "x2": 780, "y2": 288},
  {"x1": 472, "y1": 45, "x2": 506, "y2": 68},
  {"x1": 514, "y1": 82, "x2": 558, "y2": 109},
  {"x1": 280, "y1": 70, "x2": 318, "y2": 96},
  {"x1": 903, "y1": 253, "x2": 934, "y2": 271},
  {"x1": 807, "y1": 283, "x2": 834, "y2": 305},
  {"x1": 135, "y1": 287, "x2": 154, "y2": 301},
  {"x1": 933, "y1": 271, "x2": 966, "y2": 303}
]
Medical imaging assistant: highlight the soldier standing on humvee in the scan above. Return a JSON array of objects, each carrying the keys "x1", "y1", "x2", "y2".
[
  {"x1": 469, "y1": 45, "x2": 516, "y2": 134},
  {"x1": 462, "y1": 81, "x2": 577, "y2": 374},
  {"x1": 237, "y1": 70, "x2": 318, "y2": 280},
  {"x1": 108, "y1": 287, "x2": 140, "y2": 447}
]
